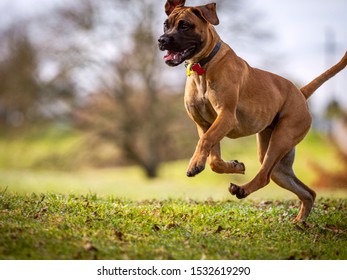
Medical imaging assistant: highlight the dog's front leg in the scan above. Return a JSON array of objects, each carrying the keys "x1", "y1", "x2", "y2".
[
  {"x1": 209, "y1": 143, "x2": 246, "y2": 174},
  {"x1": 186, "y1": 112, "x2": 237, "y2": 177}
]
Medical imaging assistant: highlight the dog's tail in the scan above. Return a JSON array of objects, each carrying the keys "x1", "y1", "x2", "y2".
[{"x1": 300, "y1": 51, "x2": 347, "y2": 99}]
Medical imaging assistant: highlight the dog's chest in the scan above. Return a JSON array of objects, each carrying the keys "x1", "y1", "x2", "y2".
[{"x1": 184, "y1": 78, "x2": 218, "y2": 126}]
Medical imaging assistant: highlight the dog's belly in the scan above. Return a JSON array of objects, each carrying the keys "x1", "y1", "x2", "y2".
[{"x1": 227, "y1": 108, "x2": 274, "y2": 138}]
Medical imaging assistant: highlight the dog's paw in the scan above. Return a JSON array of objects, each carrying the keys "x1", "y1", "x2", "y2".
[
  {"x1": 229, "y1": 160, "x2": 245, "y2": 174},
  {"x1": 228, "y1": 183, "x2": 247, "y2": 199},
  {"x1": 186, "y1": 165, "x2": 205, "y2": 177}
]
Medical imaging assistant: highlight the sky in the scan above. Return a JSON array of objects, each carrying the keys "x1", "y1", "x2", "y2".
[
  {"x1": 1, "y1": 0, "x2": 346, "y2": 115},
  {"x1": 252, "y1": 0, "x2": 347, "y2": 114}
]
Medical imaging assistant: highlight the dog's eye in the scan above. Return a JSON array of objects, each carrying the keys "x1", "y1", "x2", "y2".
[
  {"x1": 179, "y1": 20, "x2": 193, "y2": 31},
  {"x1": 163, "y1": 20, "x2": 169, "y2": 32}
]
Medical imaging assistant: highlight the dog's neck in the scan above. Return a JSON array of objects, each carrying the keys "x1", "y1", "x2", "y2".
[
  {"x1": 185, "y1": 40, "x2": 222, "y2": 76},
  {"x1": 185, "y1": 25, "x2": 222, "y2": 76},
  {"x1": 197, "y1": 40, "x2": 222, "y2": 67}
]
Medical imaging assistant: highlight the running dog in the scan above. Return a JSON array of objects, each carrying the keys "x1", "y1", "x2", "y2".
[{"x1": 158, "y1": 0, "x2": 347, "y2": 221}]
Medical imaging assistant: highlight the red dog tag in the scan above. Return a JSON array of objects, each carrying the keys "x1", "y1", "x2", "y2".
[{"x1": 191, "y1": 63, "x2": 206, "y2": 75}]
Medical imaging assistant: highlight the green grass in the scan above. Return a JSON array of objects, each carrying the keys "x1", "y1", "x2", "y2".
[
  {"x1": 0, "y1": 192, "x2": 346, "y2": 260},
  {"x1": 0, "y1": 128, "x2": 346, "y2": 260},
  {"x1": 0, "y1": 126, "x2": 84, "y2": 170}
]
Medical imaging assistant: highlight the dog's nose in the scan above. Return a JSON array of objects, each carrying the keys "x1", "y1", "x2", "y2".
[
  {"x1": 158, "y1": 35, "x2": 169, "y2": 45},
  {"x1": 158, "y1": 35, "x2": 170, "y2": 50}
]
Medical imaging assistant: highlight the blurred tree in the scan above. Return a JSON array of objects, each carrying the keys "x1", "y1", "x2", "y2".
[
  {"x1": 312, "y1": 99, "x2": 347, "y2": 189},
  {"x1": 73, "y1": 0, "x2": 195, "y2": 177},
  {"x1": 325, "y1": 99, "x2": 344, "y2": 119},
  {"x1": 0, "y1": 25, "x2": 40, "y2": 128},
  {"x1": 0, "y1": 23, "x2": 77, "y2": 129}
]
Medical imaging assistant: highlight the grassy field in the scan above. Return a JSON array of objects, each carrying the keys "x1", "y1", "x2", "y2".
[
  {"x1": 0, "y1": 128, "x2": 345, "y2": 199},
  {"x1": 0, "y1": 192, "x2": 346, "y2": 260},
  {"x1": 0, "y1": 128, "x2": 346, "y2": 259}
]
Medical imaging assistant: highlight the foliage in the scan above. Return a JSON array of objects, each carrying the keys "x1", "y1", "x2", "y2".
[
  {"x1": 0, "y1": 192, "x2": 346, "y2": 260},
  {"x1": 0, "y1": 24, "x2": 76, "y2": 129},
  {"x1": 311, "y1": 149, "x2": 347, "y2": 190},
  {"x1": 0, "y1": 27, "x2": 40, "y2": 127},
  {"x1": 311, "y1": 102, "x2": 347, "y2": 189},
  {"x1": 72, "y1": 0, "x2": 169, "y2": 177}
]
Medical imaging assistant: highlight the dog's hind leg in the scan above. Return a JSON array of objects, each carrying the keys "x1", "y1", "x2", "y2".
[
  {"x1": 231, "y1": 126, "x2": 315, "y2": 221},
  {"x1": 271, "y1": 149, "x2": 316, "y2": 221},
  {"x1": 256, "y1": 125, "x2": 316, "y2": 221},
  {"x1": 229, "y1": 111, "x2": 312, "y2": 211},
  {"x1": 229, "y1": 122, "x2": 298, "y2": 198}
]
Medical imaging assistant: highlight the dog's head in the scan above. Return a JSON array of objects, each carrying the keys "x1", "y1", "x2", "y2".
[{"x1": 158, "y1": 0, "x2": 219, "y2": 67}]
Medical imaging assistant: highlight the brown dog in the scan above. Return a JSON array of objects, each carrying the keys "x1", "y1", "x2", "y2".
[{"x1": 158, "y1": 0, "x2": 347, "y2": 221}]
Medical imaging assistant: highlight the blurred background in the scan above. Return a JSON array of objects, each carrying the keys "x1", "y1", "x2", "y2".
[{"x1": 0, "y1": 0, "x2": 346, "y2": 200}]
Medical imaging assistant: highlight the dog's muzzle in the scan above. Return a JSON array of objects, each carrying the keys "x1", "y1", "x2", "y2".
[{"x1": 158, "y1": 35, "x2": 196, "y2": 67}]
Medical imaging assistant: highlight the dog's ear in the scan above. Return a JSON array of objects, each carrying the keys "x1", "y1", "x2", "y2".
[
  {"x1": 165, "y1": 0, "x2": 186, "y2": 16},
  {"x1": 192, "y1": 3, "x2": 219, "y2": 25}
]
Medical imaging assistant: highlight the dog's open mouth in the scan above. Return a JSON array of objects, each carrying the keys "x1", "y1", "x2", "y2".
[{"x1": 163, "y1": 47, "x2": 196, "y2": 66}]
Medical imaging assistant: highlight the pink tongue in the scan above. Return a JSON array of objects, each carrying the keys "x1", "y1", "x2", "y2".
[
  {"x1": 164, "y1": 53, "x2": 174, "y2": 61},
  {"x1": 164, "y1": 51, "x2": 177, "y2": 61}
]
